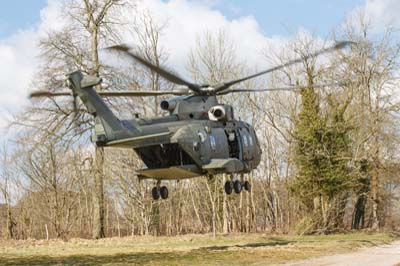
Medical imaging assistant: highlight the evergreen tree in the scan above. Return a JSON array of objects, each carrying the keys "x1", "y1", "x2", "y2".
[{"x1": 291, "y1": 84, "x2": 352, "y2": 232}]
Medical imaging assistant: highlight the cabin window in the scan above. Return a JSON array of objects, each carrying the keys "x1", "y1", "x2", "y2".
[
  {"x1": 228, "y1": 132, "x2": 235, "y2": 141},
  {"x1": 193, "y1": 141, "x2": 200, "y2": 151},
  {"x1": 242, "y1": 134, "x2": 248, "y2": 147},
  {"x1": 248, "y1": 135, "x2": 253, "y2": 146},
  {"x1": 198, "y1": 130, "x2": 207, "y2": 143},
  {"x1": 209, "y1": 135, "x2": 217, "y2": 150}
]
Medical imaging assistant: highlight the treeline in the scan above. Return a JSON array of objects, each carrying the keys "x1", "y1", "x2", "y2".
[{"x1": 1, "y1": 0, "x2": 399, "y2": 240}]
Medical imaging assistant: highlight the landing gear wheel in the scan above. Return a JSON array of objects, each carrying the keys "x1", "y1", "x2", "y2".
[
  {"x1": 234, "y1": 180, "x2": 242, "y2": 194},
  {"x1": 224, "y1": 181, "x2": 233, "y2": 195},
  {"x1": 243, "y1": 181, "x2": 251, "y2": 192},
  {"x1": 152, "y1": 187, "x2": 160, "y2": 200},
  {"x1": 160, "y1": 186, "x2": 169, "y2": 199}
]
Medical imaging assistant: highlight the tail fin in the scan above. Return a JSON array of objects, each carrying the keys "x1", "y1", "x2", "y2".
[{"x1": 68, "y1": 71, "x2": 140, "y2": 141}]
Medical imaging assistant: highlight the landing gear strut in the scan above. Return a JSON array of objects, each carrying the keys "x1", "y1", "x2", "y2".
[
  {"x1": 224, "y1": 174, "x2": 251, "y2": 195},
  {"x1": 152, "y1": 181, "x2": 169, "y2": 200}
]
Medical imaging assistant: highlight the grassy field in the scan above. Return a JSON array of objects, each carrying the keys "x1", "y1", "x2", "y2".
[{"x1": 0, "y1": 233, "x2": 396, "y2": 266}]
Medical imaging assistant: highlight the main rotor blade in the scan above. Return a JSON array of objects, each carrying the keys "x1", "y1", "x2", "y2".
[
  {"x1": 30, "y1": 89, "x2": 190, "y2": 98},
  {"x1": 97, "y1": 89, "x2": 190, "y2": 97},
  {"x1": 217, "y1": 82, "x2": 346, "y2": 95},
  {"x1": 214, "y1": 41, "x2": 355, "y2": 93},
  {"x1": 106, "y1": 45, "x2": 201, "y2": 92}
]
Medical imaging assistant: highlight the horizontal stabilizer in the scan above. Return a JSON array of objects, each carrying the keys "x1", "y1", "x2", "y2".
[
  {"x1": 202, "y1": 158, "x2": 244, "y2": 173},
  {"x1": 137, "y1": 164, "x2": 202, "y2": 180},
  {"x1": 106, "y1": 132, "x2": 172, "y2": 148}
]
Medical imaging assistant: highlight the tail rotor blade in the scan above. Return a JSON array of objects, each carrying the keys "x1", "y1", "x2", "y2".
[
  {"x1": 72, "y1": 95, "x2": 78, "y2": 113},
  {"x1": 29, "y1": 91, "x2": 72, "y2": 98}
]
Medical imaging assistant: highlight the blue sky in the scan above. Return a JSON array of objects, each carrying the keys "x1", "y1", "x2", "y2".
[
  {"x1": 0, "y1": 0, "x2": 364, "y2": 39},
  {"x1": 0, "y1": 0, "x2": 398, "y2": 167},
  {"x1": 211, "y1": 0, "x2": 364, "y2": 36},
  {"x1": 2, "y1": 0, "x2": 397, "y2": 134},
  {"x1": 0, "y1": 0, "x2": 47, "y2": 38},
  {"x1": 218, "y1": 0, "x2": 364, "y2": 36}
]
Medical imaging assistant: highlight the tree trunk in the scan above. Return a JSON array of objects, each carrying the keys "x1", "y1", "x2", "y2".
[
  {"x1": 6, "y1": 204, "x2": 14, "y2": 239},
  {"x1": 222, "y1": 174, "x2": 229, "y2": 234},
  {"x1": 206, "y1": 179, "x2": 216, "y2": 237},
  {"x1": 352, "y1": 195, "x2": 366, "y2": 229},
  {"x1": 92, "y1": 146, "x2": 105, "y2": 239},
  {"x1": 370, "y1": 103, "x2": 380, "y2": 230}
]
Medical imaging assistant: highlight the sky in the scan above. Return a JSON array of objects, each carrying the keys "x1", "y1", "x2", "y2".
[
  {"x1": 0, "y1": 1, "x2": 47, "y2": 38},
  {"x1": 0, "y1": 0, "x2": 399, "y2": 140},
  {"x1": 0, "y1": 0, "x2": 365, "y2": 39},
  {"x1": 211, "y1": 0, "x2": 365, "y2": 36}
]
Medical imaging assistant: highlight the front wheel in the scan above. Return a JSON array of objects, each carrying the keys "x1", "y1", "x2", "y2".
[
  {"x1": 160, "y1": 186, "x2": 169, "y2": 199},
  {"x1": 224, "y1": 181, "x2": 233, "y2": 195},
  {"x1": 234, "y1": 180, "x2": 242, "y2": 194},
  {"x1": 152, "y1": 187, "x2": 160, "y2": 200}
]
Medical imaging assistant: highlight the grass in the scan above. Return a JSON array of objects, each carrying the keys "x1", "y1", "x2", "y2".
[{"x1": 0, "y1": 232, "x2": 396, "y2": 266}]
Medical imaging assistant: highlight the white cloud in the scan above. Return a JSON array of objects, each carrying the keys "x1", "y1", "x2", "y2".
[
  {"x1": 0, "y1": 0, "x2": 65, "y2": 135},
  {"x1": 0, "y1": 0, "x2": 352, "y2": 136},
  {"x1": 125, "y1": 0, "x2": 283, "y2": 74},
  {"x1": 1, "y1": 0, "x2": 397, "y2": 121},
  {"x1": 0, "y1": 0, "x2": 287, "y2": 134},
  {"x1": 39, "y1": 0, "x2": 66, "y2": 33},
  {"x1": 363, "y1": 0, "x2": 400, "y2": 31},
  {"x1": 0, "y1": 29, "x2": 39, "y2": 135}
]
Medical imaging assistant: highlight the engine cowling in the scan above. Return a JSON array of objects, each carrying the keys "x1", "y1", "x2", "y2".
[
  {"x1": 208, "y1": 105, "x2": 226, "y2": 121},
  {"x1": 160, "y1": 99, "x2": 177, "y2": 111}
]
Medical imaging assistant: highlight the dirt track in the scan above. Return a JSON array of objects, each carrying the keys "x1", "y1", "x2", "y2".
[{"x1": 278, "y1": 241, "x2": 400, "y2": 266}]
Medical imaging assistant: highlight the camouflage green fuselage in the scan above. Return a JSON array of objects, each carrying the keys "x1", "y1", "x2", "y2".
[
  {"x1": 68, "y1": 71, "x2": 261, "y2": 180},
  {"x1": 94, "y1": 96, "x2": 262, "y2": 180}
]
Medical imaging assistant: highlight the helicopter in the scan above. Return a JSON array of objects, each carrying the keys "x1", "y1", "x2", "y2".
[{"x1": 30, "y1": 41, "x2": 353, "y2": 200}]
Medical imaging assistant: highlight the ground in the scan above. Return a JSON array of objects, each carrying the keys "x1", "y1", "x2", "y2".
[
  {"x1": 283, "y1": 240, "x2": 400, "y2": 266},
  {"x1": 0, "y1": 233, "x2": 397, "y2": 266}
]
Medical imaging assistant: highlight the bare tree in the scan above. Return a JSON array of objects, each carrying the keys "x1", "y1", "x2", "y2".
[
  {"x1": 0, "y1": 143, "x2": 16, "y2": 239},
  {"x1": 339, "y1": 12, "x2": 400, "y2": 230},
  {"x1": 33, "y1": 0, "x2": 128, "y2": 239}
]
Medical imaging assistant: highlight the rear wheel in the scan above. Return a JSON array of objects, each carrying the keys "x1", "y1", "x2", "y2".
[
  {"x1": 243, "y1": 181, "x2": 251, "y2": 192},
  {"x1": 224, "y1": 181, "x2": 233, "y2": 195},
  {"x1": 152, "y1": 187, "x2": 160, "y2": 200},
  {"x1": 160, "y1": 186, "x2": 169, "y2": 199},
  {"x1": 234, "y1": 180, "x2": 242, "y2": 194}
]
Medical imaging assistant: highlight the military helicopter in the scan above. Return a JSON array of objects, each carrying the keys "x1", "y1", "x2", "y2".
[{"x1": 30, "y1": 41, "x2": 352, "y2": 200}]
